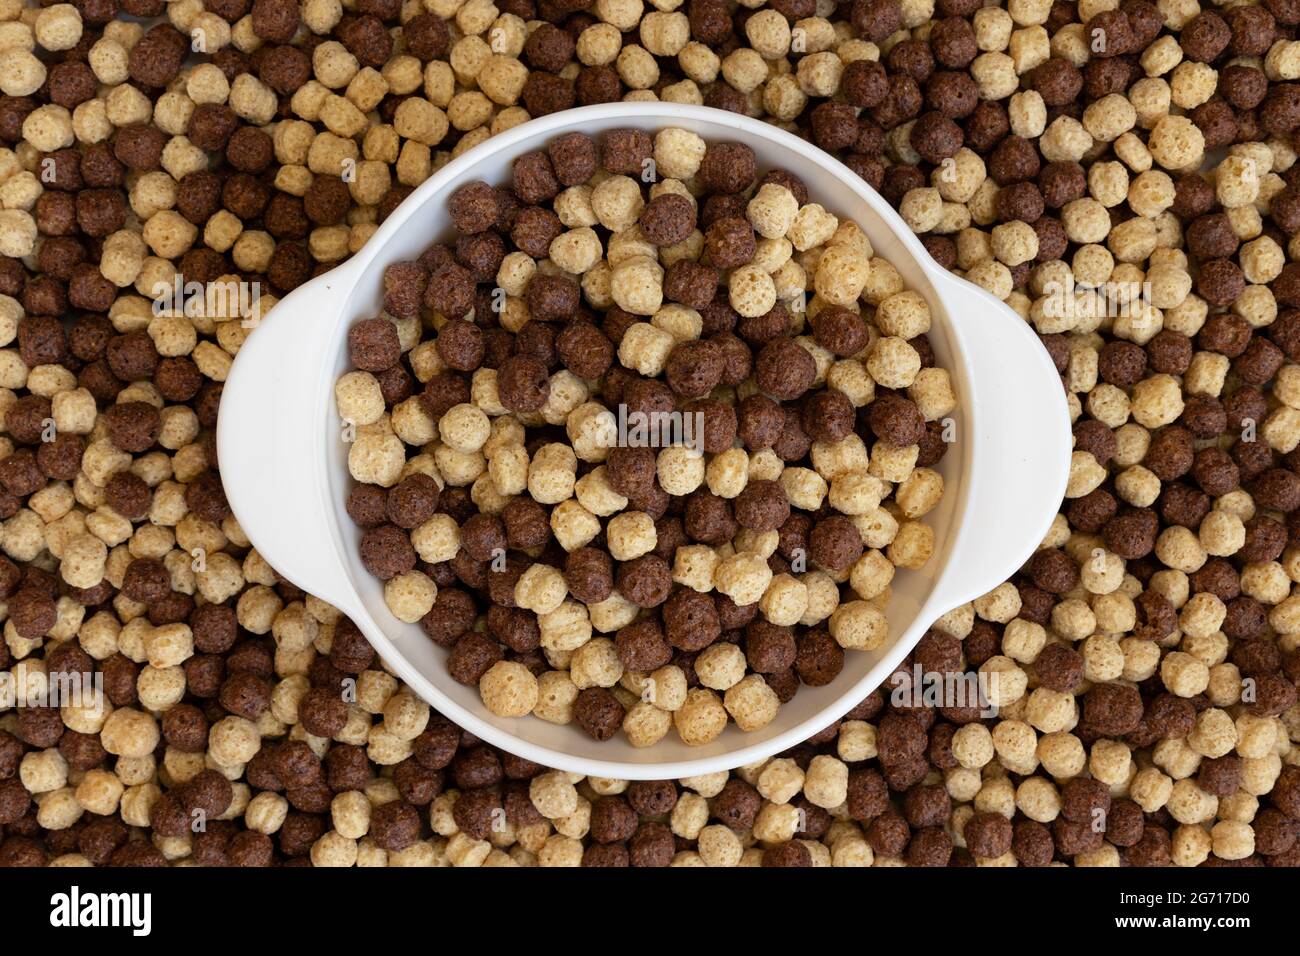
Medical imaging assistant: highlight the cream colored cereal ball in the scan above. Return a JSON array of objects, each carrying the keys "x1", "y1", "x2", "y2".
[
  {"x1": 723, "y1": 675, "x2": 779, "y2": 732},
  {"x1": 439, "y1": 403, "x2": 490, "y2": 453},
  {"x1": 0, "y1": 49, "x2": 46, "y2": 96},
  {"x1": 35, "y1": 6, "x2": 83, "y2": 52},
  {"x1": 673, "y1": 688, "x2": 728, "y2": 745},
  {"x1": 479, "y1": 661, "x2": 540, "y2": 717}
]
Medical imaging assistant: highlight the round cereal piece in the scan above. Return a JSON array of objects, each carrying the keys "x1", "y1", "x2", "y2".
[
  {"x1": 695, "y1": 643, "x2": 747, "y2": 691},
  {"x1": 673, "y1": 688, "x2": 729, "y2": 746},
  {"x1": 1148, "y1": 115, "x2": 1205, "y2": 171},
  {"x1": 866, "y1": 336, "x2": 922, "y2": 389},
  {"x1": 448, "y1": 181, "x2": 500, "y2": 234},
  {"x1": 640, "y1": 193, "x2": 696, "y2": 248},
  {"x1": 755, "y1": 338, "x2": 815, "y2": 400},
  {"x1": 497, "y1": 356, "x2": 551, "y2": 413},
  {"x1": 573, "y1": 687, "x2": 625, "y2": 741},
  {"x1": 439, "y1": 403, "x2": 490, "y2": 454},
  {"x1": 724, "y1": 675, "x2": 779, "y2": 732},
  {"x1": 728, "y1": 264, "x2": 777, "y2": 319},
  {"x1": 479, "y1": 661, "x2": 540, "y2": 717},
  {"x1": 829, "y1": 600, "x2": 888, "y2": 651}
]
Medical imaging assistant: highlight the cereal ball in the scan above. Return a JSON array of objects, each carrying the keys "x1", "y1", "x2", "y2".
[
  {"x1": 349, "y1": 318, "x2": 400, "y2": 372},
  {"x1": 573, "y1": 688, "x2": 625, "y2": 741},
  {"x1": 640, "y1": 194, "x2": 696, "y2": 247},
  {"x1": 755, "y1": 338, "x2": 815, "y2": 400},
  {"x1": 480, "y1": 661, "x2": 540, "y2": 717}
]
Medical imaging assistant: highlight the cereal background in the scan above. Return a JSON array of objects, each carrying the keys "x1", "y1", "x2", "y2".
[{"x1": 0, "y1": 0, "x2": 1297, "y2": 867}]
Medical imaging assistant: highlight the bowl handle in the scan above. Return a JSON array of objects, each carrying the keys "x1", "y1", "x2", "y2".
[
  {"x1": 928, "y1": 268, "x2": 1072, "y2": 609},
  {"x1": 218, "y1": 264, "x2": 365, "y2": 619}
]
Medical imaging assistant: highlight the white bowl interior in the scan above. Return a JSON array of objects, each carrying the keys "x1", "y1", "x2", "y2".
[{"x1": 317, "y1": 107, "x2": 976, "y2": 775}]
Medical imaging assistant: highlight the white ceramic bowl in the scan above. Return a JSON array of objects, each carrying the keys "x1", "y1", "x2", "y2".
[{"x1": 219, "y1": 104, "x2": 1070, "y2": 779}]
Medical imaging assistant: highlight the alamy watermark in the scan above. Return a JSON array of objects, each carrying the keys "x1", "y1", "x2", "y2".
[
  {"x1": 593, "y1": 405, "x2": 705, "y2": 455},
  {"x1": 0, "y1": 669, "x2": 104, "y2": 713},
  {"x1": 1040, "y1": 276, "x2": 1153, "y2": 322},
  {"x1": 49, "y1": 887, "x2": 151, "y2": 936},
  {"x1": 887, "y1": 663, "x2": 999, "y2": 718},
  {"x1": 151, "y1": 274, "x2": 262, "y2": 328}
]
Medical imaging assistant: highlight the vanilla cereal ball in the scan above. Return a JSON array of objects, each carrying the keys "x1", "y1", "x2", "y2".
[
  {"x1": 438, "y1": 403, "x2": 490, "y2": 453},
  {"x1": 723, "y1": 675, "x2": 779, "y2": 732},
  {"x1": 654, "y1": 128, "x2": 706, "y2": 180},
  {"x1": 571, "y1": 638, "x2": 623, "y2": 689},
  {"x1": 871, "y1": 444, "x2": 918, "y2": 486},
  {"x1": 760, "y1": 574, "x2": 809, "y2": 627},
  {"x1": 991, "y1": 221, "x2": 1038, "y2": 266},
  {"x1": 728, "y1": 264, "x2": 777, "y2": 318},
  {"x1": 952, "y1": 723, "x2": 995, "y2": 769},
  {"x1": 900, "y1": 187, "x2": 943, "y2": 233},
  {"x1": 59, "y1": 533, "x2": 107, "y2": 590},
  {"x1": 142, "y1": 210, "x2": 198, "y2": 260},
  {"x1": 875, "y1": 291, "x2": 932, "y2": 340},
  {"x1": 1129, "y1": 374, "x2": 1184, "y2": 428},
  {"x1": 909, "y1": 367, "x2": 957, "y2": 422},
  {"x1": 348, "y1": 431, "x2": 406, "y2": 487},
  {"x1": 972, "y1": 655, "x2": 1025, "y2": 714},
  {"x1": 696, "y1": 824, "x2": 744, "y2": 867},
  {"x1": 866, "y1": 336, "x2": 922, "y2": 389},
  {"x1": 1147, "y1": 115, "x2": 1205, "y2": 171},
  {"x1": 620, "y1": 700, "x2": 670, "y2": 747},
  {"x1": 383, "y1": 570, "x2": 437, "y2": 624},
  {"x1": 20, "y1": 751, "x2": 69, "y2": 796},
  {"x1": 656, "y1": 446, "x2": 705, "y2": 496},
  {"x1": 671, "y1": 545, "x2": 719, "y2": 593},
  {"x1": 896, "y1": 468, "x2": 944, "y2": 519},
  {"x1": 778, "y1": 467, "x2": 827, "y2": 512},
  {"x1": 0, "y1": 209, "x2": 37, "y2": 257},
  {"x1": 856, "y1": 257, "x2": 903, "y2": 307},
  {"x1": 550, "y1": 227, "x2": 602, "y2": 275},
  {"x1": 592, "y1": 176, "x2": 645, "y2": 232},
  {"x1": 335, "y1": 371, "x2": 385, "y2": 426},
  {"x1": 786, "y1": 203, "x2": 838, "y2": 252},
  {"x1": 611, "y1": 256, "x2": 665, "y2": 315},
  {"x1": 528, "y1": 443, "x2": 578, "y2": 504},
  {"x1": 479, "y1": 661, "x2": 540, "y2": 717},
  {"x1": 1081, "y1": 93, "x2": 1135, "y2": 142},
  {"x1": 1187, "y1": 708, "x2": 1237, "y2": 758},
  {"x1": 1061, "y1": 198, "x2": 1112, "y2": 244},
  {"x1": 674, "y1": 688, "x2": 729, "y2": 745},
  {"x1": 829, "y1": 600, "x2": 888, "y2": 650},
  {"x1": 0, "y1": 49, "x2": 46, "y2": 96},
  {"x1": 606, "y1": 511, "x2": 657, "y2": 561},
  {"x1": 747, "y1": 183, "x2": 800, "y2": 239},
  {"x1": 529, "y1": 771, "x2": 578, "y2": 820},
  {"x1": 554, "y1": 186, "x2": 598, "y2": 229},
  {"x1": 973, "y1": 581, "x2": 1021, "y2": 624},
  {"x1": 99, "y1": 708, "x2": 160, "y2": 759},
  {"x1": 813, "y1": 244, "x2": 870, "y2": 307},
  {"x1": 714, "y1": 552, "x2": 773, "y2": 606},
  {"x1": 695, "y1": 643, "x2": 747, "y2": 691},
  {"x1": 531, "y1": 670, "x2": 579, "y2": 725},
  {"x1": 1240, "y1": 237, "x2": 1284, "y2": 286},
  {"x1": 515, "y1": 563, "x2": 568, "y2": 615},
  {"x1": 1215, "y1": 154, "x2": 1261, "y2": 209},
  {"x1": 35, "y1": 5, "x2": 82, "y2": 52}
]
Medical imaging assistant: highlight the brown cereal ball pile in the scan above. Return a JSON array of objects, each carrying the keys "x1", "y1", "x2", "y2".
[
  {"x1": 341, "y1": 127, "x2": 956, "y2": 749},
  {"x1": 2, "y1": 0, "x2": 1300, "y2": 868}
]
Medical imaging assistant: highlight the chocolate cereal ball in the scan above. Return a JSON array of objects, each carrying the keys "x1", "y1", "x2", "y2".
[
  {"x1": 755, "y1": 338, "x2": 815, "y2": 400},
  {"x1": 349, "y1": 318, "x2": 401, "y2": 372}
]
